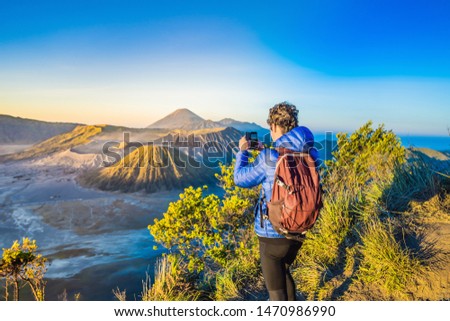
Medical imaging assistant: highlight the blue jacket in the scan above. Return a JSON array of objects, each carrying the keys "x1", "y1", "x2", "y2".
[{"x1": 234, "y1": 126, "x2": 317, "y2": 238}]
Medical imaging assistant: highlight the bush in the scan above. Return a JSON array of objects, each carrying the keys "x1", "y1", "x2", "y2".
[
  {"x1": 0, "y1": 238, "x2": 47, "y2": 301},
  {"x1": 148, "y1": 158, "x2": 261, "y2": 300},
  {"x1": 324, "y1": 121, "x2": 405, "y2": 197}
]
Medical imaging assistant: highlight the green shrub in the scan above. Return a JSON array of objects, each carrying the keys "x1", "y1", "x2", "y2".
[
  {"x1": 149, "y1": 158, "x2": 259, "y2": 273},
  {"x1": 324, "y1": 121, "x2": 405, "y2": 197},
  {"x1": 0, "y1": 238, "x2": 47, "y2": 301}
]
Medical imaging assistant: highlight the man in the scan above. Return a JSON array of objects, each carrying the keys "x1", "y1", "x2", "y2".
[{"x1": 234, "y1": 102, "x2": 317, "y2": 301}]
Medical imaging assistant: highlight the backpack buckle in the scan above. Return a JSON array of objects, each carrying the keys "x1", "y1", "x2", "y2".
[{"x1": 275, "y1": 176, "x2": 291, "y2": 192}]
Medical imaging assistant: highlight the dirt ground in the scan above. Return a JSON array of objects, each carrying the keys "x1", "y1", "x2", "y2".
[
  {"x1": 409, "y1": 222, "x2": 450, "y2": 300},
  {"x1": 340, "y1": 221, "x2": 450, "y2": 301}
]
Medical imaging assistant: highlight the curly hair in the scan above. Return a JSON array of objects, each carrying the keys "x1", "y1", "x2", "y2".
[{"x1": 267, "y1": 101, "x2": 299, "y2": 133}]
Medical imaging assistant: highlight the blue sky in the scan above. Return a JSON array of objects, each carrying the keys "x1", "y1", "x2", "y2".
[{"x1": 0, "y1": 0, "x2": 449, "y2": 135}]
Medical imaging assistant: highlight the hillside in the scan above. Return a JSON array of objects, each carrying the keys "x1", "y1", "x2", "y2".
[
  {"x1": 217, "y1": 118, "x2": 269, "y2": 139},
  {"x1": 0, "y1": 125, "x2": 105, "y2": 162},
  {"x1": 406, "y1": 147, "x2": 450, "y2": 173},
  {"x1": 0, "y1": 114, "x2": 79, "y2": 144},
  {"x1": 153, "y1": 127, "x2": 243, "y2": 164},
  {"x1": 155, "y1": 126, "x2": 241, "y2": 146},
  {"x1": 79, "y1": 144, "x2": 217, "y2": 193},
  {"x1": 70, "y1": 126, "x2": 172, "y2": 155}
]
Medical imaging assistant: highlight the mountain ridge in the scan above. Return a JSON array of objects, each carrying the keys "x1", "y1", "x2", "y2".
[
  {"x1": 0, "y1": 125, "x2": 105, "y2": 162},
  {"x1": 147, "y1": 108, "x2": 269, "y2": 137},
  {"x1": 0, "y1": 114, "x2": 80, "y2": 144},
  {"x1": 147, "y1": 108, "x2": 215, "y2": 130}
]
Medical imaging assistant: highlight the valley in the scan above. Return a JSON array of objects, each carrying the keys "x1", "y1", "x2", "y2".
[
  {"x1": 0, "y1": 159, "x2": 181, "y2": 299},
  {"x1": 0, "y1": 109, "x2": 243, "y2": 300}
]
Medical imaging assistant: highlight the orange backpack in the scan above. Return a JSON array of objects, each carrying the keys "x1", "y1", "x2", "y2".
[{"x1": 267, "y1": 148, "x2": 323, "y2": 239}]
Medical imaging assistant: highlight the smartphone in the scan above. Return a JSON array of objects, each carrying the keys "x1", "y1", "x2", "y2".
[{"x1": 245, "y1": 132, "x2": 259, "y2": 150}]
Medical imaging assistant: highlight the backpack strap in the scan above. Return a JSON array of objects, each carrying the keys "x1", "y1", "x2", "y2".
[
  {"x1": 259, "y1": 187, "x2": 267, "y2": 228},
  {"x1": 275, "y1": 152, "x2": 310, "y2": 169},
  {"x1": 276, "y1": 147, "x2": 316, "y2": 171}
]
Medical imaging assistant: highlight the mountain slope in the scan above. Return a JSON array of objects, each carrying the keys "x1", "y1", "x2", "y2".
[
  {"x1": 147, "y1": 108, "x2": 269, "y2": 135},
  {"x1": 79, "y1": 145, "x2": 216, "y2": 193},
  {"x1": 147, "y1": 108, "x2": 218, "y2": 130},
  {"x1": 153, "y1": 127, "x2": 243, "y2": 164},
  {"x1": 0, "y1": 114, "x2": 79, "y2": 144},
  {"x1": 154, "y1": 127, "x2": 242, "y2": 145},
  {"x1": 0, "y1": 125, "x2": 105, "y2": 162},
  {"x1": 217, "y1": 118, "x2": 269, "y2": 139}
]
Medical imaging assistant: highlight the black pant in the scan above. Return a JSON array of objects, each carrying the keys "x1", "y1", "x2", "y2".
[{"x1": 258, "y1": 236, "x2": 303, "y2": 301}]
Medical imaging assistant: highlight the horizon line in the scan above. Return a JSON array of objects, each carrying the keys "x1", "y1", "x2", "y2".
[{"x1": 1, "y1": 112, "x2": 448, "y2": 138}]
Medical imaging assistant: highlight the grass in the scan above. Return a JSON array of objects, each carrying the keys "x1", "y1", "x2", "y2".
[
  {"x1": 356, "y1": 217, "x2": 425, "y2": 299},
  {"x1": 141, "y1": 255, "x2": 202, "y2": 301},
  {"x1": 127, "y1": 124, "x2": 449, "y2": 301},
  {"x1": 410, "y1": 194, "x2": 450, "y2": 223},
  {"x1": 311, "y1": 178, "x2": 447, "y2": 301},
  {"x1": 136, "y1": 228, "x2": 263, "y2": 302},
  {"x1": 112, "y1": 288, "x2": 127, "y2": 301},
  {"x1": 301, "y1": 190, "x2": 354, "y2": 266},
  {"x1": 213, "y1": 233, "x2": 262, "y2": 301},
  {"x1": 290, "y1": 129, "x2": 448, "y2": 301},
  {"x1": 214, "y1": 266, "x2": 242, "y2": 301},
  {"x1": 292, "y1": 188, "x2": 354, "y2": 299},
  {"x1": 382, "y1": 158, "x2": 441, "y2": 213}
]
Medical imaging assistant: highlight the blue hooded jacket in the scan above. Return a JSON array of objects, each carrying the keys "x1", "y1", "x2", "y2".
[{"x1": 234, "y1": 126, "x2": 317, "y2": 238}]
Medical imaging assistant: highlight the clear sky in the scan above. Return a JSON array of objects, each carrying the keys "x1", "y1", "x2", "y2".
[{"x1": 0, "y1": 0, "x2": 449, "y2": 135}]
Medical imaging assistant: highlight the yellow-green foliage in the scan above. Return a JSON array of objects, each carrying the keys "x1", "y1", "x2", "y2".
[
  {"x1": 301, "y1": 192, "x2": 353, "y2": 266},
  {"x1": 293, "y1": 190, "x2": 354, "y2": 299},
  {"x1": 150, "y1": 186, "x2": 222, "y2": 271},
  {"x1": 410, "y1": 193, "x2": 450, "y2": 223},
  {"x1": 383, "y1": 157, "x2": 440, "y2": 212},
  {"x1": 0, "y1": 238, "x2": 47, "y2": 301},
  {"x1": 142, "y1": 254, "x2": 201, "y2": 301},
  {"x1": 148, "y1": 157, "x2": 262, "y2": 300},
  {"x1": 215, "y1": 159, "x2": 260, "y2": 201},
  {"x1": 149, "y1": 159, "x2": 259, "y2": 273},
  {"x1": 214, "y1": 231, "x2": 261, "y2": 301},
  {"x1": 293, "y1": 121, "x2": 439, "y2": 300},
  {"x1": 324, "y1": 121, "x2": 405, "y2": 196},
  {"x1": 357, "y1": 218, "x2": 424, "y2": 298}
]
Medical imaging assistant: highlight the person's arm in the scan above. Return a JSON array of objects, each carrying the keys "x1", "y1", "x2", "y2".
[{"x1": 234, "y1": 150, "x2": 266, "y2": 188}]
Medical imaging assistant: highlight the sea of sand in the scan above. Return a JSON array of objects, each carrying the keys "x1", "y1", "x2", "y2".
[{"x1": 0, "y1": 145, "x2": 221, "y2": 300}]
